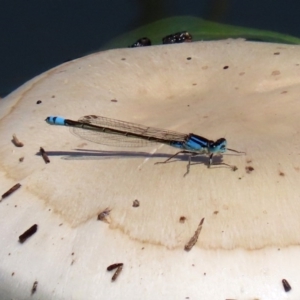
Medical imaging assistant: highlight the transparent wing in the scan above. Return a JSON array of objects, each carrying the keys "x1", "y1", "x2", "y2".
[{"x1": 70, "y1": 115, "x2": 187, "y2": 148}]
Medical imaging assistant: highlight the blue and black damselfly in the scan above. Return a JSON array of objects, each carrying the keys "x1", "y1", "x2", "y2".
[{"x1": 45, "y1": 115, "x2": 244, "y2": 173}]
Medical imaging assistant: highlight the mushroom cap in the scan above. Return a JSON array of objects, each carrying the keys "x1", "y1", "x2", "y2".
[{"x1": 1, "y1": 40, "x2": 299, "y2": 299}]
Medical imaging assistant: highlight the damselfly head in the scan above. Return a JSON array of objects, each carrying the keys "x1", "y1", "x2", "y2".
[{"x1": 209, "y1": 138, "x2": 227, "y2": 153}]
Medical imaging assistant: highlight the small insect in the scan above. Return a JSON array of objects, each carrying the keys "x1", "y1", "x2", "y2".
[
  {"x1": 19, "y1": 224, "x2": 38, "y2": 243},
  {"x1": 40, "y1": 147, "x2": 50, "y2": 163},
  {"x1": 36, "y1": 100, "x2": 42, "y2": 104},
  {"x1": 130, "y1": 37, "x2": 151, "y2": 48},
  {"x1": 162, "y1": 31, "x2": 192, "y2": 44},
  {"x1": 12, "y1": 134, "x2": 24, "y2": 147},
  {"x1": 1, "y1": 183, "x2": 21, "y2": 201},
  {"x1": 184, "y1": 218, "x2": 205, "y2": 251}
]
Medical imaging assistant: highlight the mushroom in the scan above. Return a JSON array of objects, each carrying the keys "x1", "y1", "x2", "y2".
[{"x1": 0, "y1": 40, "x2": 298, "y2": 299}]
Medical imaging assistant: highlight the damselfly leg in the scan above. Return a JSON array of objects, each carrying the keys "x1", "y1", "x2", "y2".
[
  {"x1": 155, "y1": 150, "x2": 198, "y2": 176},
  {"x1": 154, "y1": 150, "x2": 194, "y2": 165},
  {"x1": 208, "y1": 153, "x2": 238, "y2": 171},
  {"x1": 155, "y1": 151, "x2": 238, "y2": 173}
]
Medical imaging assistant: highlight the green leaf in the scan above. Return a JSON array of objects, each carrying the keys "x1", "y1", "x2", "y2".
[{"x1": 102, "y1": 16, "x2": 300, "y2": 49}]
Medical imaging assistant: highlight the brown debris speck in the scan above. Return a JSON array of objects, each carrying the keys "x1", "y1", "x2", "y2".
[
  {"x1": 184, "y1": 218, "x2": 205, "y2": 251},
  {"x1": 245, "y1": 166, "x2": 254, "y2": 173},
  {"x1": 132, "y1": 199, "x2": 140, "y2": 207},
  {"x1": 179, "y1": 216, "x2": 186, "y2": 223},
  {"x1": 111, "y1": 265, "x2": 123, "y2": 281},
  {"x1": 40, "y1": 147, "x2": 50, "y2": 164},
  {"x1": 107, "y1": 263, "x2": 123, "y2": 271},
  {"x1": 282, "y1": 279, "x2": 291, "y2": 292},
  {"x1": 12, "y1": 134, "x2": 24, "y2": 147},
  {"x1": 31, "y1": 281, "x2": 38, "y2": 295},
  {"x1": 271, "y1": 70, "x2": 280, "y2": 76},
  {"x1": 19, "y1": 224, "x2": 38, "y2": 243},
  {"x1": 97, "y1": 208, "x2": 111, "y2": 223},
  {"x1": 1, "y1": 183, "x2": 21, "y2": 201},
  {"x1": 107, "y1": 263, "x2": 124, "y2": 282}
]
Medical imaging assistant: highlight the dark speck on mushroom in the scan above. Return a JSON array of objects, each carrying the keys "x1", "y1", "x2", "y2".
[{"x1": 245, "y1": 166, "x2": 254, "y2": 173}]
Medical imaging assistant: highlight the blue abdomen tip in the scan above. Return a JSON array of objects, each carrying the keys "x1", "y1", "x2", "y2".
[{"x1": 45, "y1": 116, "x2": 66, "y2": 125}]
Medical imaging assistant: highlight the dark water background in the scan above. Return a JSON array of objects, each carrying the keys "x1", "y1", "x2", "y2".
[{"x1": 1, "y1": 0, "x2": 299, "y2": 97}]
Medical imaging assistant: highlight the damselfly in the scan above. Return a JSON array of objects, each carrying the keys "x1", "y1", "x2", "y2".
[{"x1": 45, "y1": 115, "x2": 244, "y2": 173}]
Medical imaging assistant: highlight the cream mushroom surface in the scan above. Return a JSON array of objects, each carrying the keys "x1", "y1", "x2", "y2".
[{"x1": 0, "y1": 40, "x2": 299, "y2": 299}]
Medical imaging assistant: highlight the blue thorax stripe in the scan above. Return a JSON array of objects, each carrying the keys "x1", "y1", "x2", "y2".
[{"x1": 186, "y1": 134, "x2": 209, "y2": 149}]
